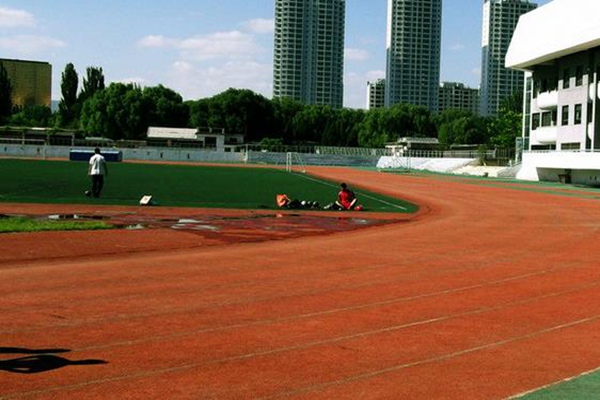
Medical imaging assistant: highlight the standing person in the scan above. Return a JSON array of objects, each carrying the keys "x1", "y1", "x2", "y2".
[
  {"x1": 87, "y1": 147, "x2": 108, "y2": 198},
  {"x1": 335, "y1": 182, "x2": 358, "y2": 210}
]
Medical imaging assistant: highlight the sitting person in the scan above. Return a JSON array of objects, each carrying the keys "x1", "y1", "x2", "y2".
[
  {"x1": 324, "y1": 183, "x2": 363, "y2": 211},
  {"x1": 276, "y1": 194, "x2": 320, "y2": 210},
  {"x1": 336, "y1": 182, "x2": 357, "y2": 210}
]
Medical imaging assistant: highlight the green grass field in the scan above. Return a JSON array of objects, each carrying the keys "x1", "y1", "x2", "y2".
[
  {"x1": 519, "y1": 370, "x2": 600, "y2": 399},
  {"x1": 0, "y1": 216, "x2": 112, "y2": 233},
  {"x1": 0, "y1": 159, "x2": 417, "y2": 213}
]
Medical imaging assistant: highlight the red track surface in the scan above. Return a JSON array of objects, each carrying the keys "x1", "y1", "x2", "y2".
[{"x1": 2, "y1": 167, "x2": 600, "y2": 399}]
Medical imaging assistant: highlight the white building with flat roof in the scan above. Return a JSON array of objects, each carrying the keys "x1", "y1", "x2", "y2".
[
  {"x1": 367, "y1": 79, "x2": 385, "y2": 110},
  {"x1": 506, "y1": 0, "x2": 600, "y2": 185}
]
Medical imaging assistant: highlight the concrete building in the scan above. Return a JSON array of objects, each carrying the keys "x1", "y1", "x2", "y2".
[
  {"x1": 367, "y1": 79, "x2": 386, "y2": 110},
  {"x1": 506, "y1": 0, "x2": 600, "y2": 185},
  {"x1": 385, "y1": 0, "x2": 442, "y2": 111},
  {"x1": 146, "y1": 127, "x2": 244, "y2": 152},
  {"x1": 0, "y1": 58, "x2": 52, "y2": 108},
  {"x1": 480, "y1": 0, "x2": 537, "y2": 116},
  {"x1": 273, "y1": 0, "x2": 345, "y2": 108},
  {"x1": 439, "y1": 82, "x2": 480, "y2": 113}
]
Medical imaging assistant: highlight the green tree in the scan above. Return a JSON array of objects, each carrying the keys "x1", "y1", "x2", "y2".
[
  {"x1": 357, "y1": 108, "x2": 392, "y2": 148},
  {"x1": 79, "y1": 66, "x2": 105, "y2": 103},
  {"x1": 189, "y1": 88, "x2": 275, "y2": 142},
  {"x1": 80, "y1": 82, "x2": 150, "y2": 140},
  {"x1": 272, "y1": 97, "x2": 305, "y2": 144},
  {"x1": 143, "y1": 85, "x2": 188, "y2": 128},
  {"x1": 487, "y1": 92, "x2": 524, "y2": 148},
  {"x1": 321, "y1": 108, "x2": 364, "y2": 146},
  {"x1": 290, "y1": 105, "x2": 332, "y2": 144},
  {"x1": 0, "y1": 63, "x2": 12, "y2": 123},
  {"x1": 9, "y1": 105, "x2": 52, "y2": 127},
  {"x1": 436, "y1": 109, "x2": 490, "y2": 147},
  {"x1": 57, "y1": 63, "x2": 79, "y2": 128},
  {"x1": 488, "y1": 108, "x2": 522, "y2": 148}
]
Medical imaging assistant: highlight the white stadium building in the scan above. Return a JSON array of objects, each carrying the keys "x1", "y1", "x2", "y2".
[{"x1": 506, "y1": 0, "x2": 600, "y2": 185}]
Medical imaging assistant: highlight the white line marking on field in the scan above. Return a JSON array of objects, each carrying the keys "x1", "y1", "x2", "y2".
[
  {"x1": 508, "y1": 366, "x2": 600, "y2": 399},
  {"x1": 258, "y1": 315, "x2": 600, "y2": 399},
  {"x1": 294, "y1": 172, "x2": 408, "y2": 211}
]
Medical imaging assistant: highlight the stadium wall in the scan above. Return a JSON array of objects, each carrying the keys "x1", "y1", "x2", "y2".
[
  {"x1": 518, "y1": 151, "x2": 600, "y2": 186},
  {"x1": 0, "y1": 144, "x2": 245, "y2": 164},
  {"x1": 0, "y1": 144, "x2": 379, "y2": 167}
]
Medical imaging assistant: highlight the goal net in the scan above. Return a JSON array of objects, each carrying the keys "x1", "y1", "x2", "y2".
[{"x1": 285, "y1": 152, "x2": 306, "y2": 173}]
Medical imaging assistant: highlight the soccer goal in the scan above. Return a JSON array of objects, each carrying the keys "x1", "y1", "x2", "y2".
[{"x1": 285, "y1": 152, "x2": 306, "y2": 173}]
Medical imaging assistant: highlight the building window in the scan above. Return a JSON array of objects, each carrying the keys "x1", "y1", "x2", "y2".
[
  {"x1": 563, "y1": 68, "x2": 570, "y2": 89},
  {"x1": 541, "y1": 111, "x2": 556, "y2": 127},
  {"x1": 576, "y1": 66, "x2": 583, "y2": 86},
  {"x1": 561, "y1": 142, "x2": 581, "y2": 150},
  {"x1": 574, "y1": 104, "x2": 582, "y2": 124},
  {"x1": 532, "y1": 113, "x2": 540, "y2": 130},
  {"x1": 561, "y1": 105, "x2": 569, "y2": 126}
]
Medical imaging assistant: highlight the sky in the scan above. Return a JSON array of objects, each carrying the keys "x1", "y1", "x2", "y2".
[{"x1": 0, "y1": 0, "x2": 551, "y2": 109}]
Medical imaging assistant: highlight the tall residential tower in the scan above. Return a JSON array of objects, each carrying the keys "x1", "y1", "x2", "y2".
[
  {"x1": 385, "y1": 0, "x2": 442, "y2": 111},
  {"x1": 480, "y1": 0, "x2": 537, "y2": 116},
  {"x1": 273, "y1": 0, "x2": 345, "y2": 108}
]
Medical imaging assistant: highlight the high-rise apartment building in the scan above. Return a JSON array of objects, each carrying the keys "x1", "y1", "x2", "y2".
[
  {"x1": 0, "y1": 58, "x2": 52, "y2": 108},
  {"x1": 273, "y1": 0, "x2": 345, "y2": 108},
  {"x1": 439, "y1": 82, "x2": 480, "y2": 113},
  {"x1": 367, "y1": 79, "x2": 386, "y2": 110},
  {"x1": 385, "y1": 0, "x2": 442, "y2": 111},
  {"x1": 480, "y1": 0, "x2": 537, "y2": 116}
]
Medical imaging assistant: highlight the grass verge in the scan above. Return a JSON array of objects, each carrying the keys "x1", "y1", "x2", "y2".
[{"x1": 0, "y1": 216, "x2": 112, "y2": 234}]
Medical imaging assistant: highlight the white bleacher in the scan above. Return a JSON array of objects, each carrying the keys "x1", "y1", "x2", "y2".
[{"x1": 377, "y1": 156, "x2": 475, "y2": 173}]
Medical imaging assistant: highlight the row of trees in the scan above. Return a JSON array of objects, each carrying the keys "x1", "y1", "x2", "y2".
[{"x1": 0, "y1": 62, "x2": 522, "y2": 149}]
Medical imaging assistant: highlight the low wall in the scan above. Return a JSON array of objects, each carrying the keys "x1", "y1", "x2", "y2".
[
  {"x1": 0, "y1": 144, "x2": 379, "y2": 167},
  {"x1": 519, "y1": 151, "x2": 600, "y2": 186},
  {"x1": 0, "y1": 144, "x2": 245, "y2": 164}
]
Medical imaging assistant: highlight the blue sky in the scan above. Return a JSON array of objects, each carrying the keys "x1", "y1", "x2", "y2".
[{"x1": 0, "y1": 0, "x2": 550, "y2": 109}]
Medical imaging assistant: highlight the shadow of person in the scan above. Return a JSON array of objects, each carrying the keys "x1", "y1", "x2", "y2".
[
  {"x1": 1, "y1": 347, "x2": 107, "y2": 374},
  {"x1": 1, "y1": 355, "x2": 107, "y2": 374}
]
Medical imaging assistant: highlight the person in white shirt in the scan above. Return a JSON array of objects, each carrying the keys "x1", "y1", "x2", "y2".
[{"x1": 87, "y1": 147, "x2": 108, "y2": 198}]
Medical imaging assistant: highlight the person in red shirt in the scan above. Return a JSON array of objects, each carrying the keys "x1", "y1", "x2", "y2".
[{"x1": 336, "y1": 182, "x2": 358, "y2": 210}]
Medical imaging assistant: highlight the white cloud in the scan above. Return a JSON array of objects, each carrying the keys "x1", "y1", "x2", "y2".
[
  {"x1": 138, "y1": 31, "x2": 263, "y2": 61},
  {"x1": 365, "y1": 70, "x2": 385, "y2": 82},
  {"x1": 450, "y1": 43, "x2": 465, "y2": 51},
  {"x1": 342, "y1": 70, "x2": 386, "y2": 109},
  {"x1": 0, "y1": 35, "x2": 66, "y2": 54},
  {"x1": 0, "y1": 7, "x2": 35, "y2": 28},
  {"x1": 345, "y1": 48, "x2": 369, "y2": 62},
  {"x1": 166, "y1": 60, "x2": 272, "y2": 100},
  {"x1": 243, "y1": 18, "x2": 274, "y2": 34},
  {"x1": 471, "y1": 67, "x2": 481, "y2": 80},
  {"x1": 137, "y1": 35, "x2": 176, "y2": 48}
]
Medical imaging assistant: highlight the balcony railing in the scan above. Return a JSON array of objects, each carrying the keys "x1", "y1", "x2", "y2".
[
  {"x1": 536, "y1": 90, "x2": 558, "y2": 110},
  {"x1": 532, "y1": 126, "x2": 558, "y2": 144}
]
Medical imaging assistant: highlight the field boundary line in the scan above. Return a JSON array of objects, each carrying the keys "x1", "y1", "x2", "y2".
[
  {"x1": 295, "y1": 172, "x2": 409, "y2": 211},
  {"x1": 508, "y1": 366, "x2": 600, "y2": 399}
]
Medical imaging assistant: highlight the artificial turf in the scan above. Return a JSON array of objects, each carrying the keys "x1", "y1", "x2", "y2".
[
  {"x1": 520, "y1": 370, "x2": 600, "y2": 399},
  {"x1": 0, "y1": 159, "x2": 417, "y2": 213}
]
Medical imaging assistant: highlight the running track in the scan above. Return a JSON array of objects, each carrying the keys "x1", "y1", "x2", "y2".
[{"x1": 2, "y1": 166, "x2": 600, "y2": 399}]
